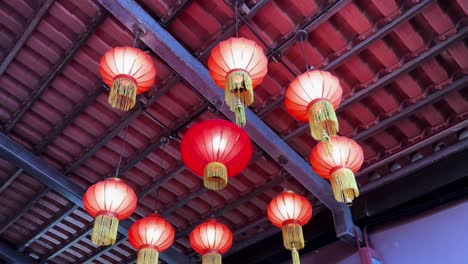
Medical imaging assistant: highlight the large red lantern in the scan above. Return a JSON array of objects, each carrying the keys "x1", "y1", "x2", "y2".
[
  {"x1": 83, "y1": 177, "x2": 137, "y2": 246},
  {"x1": 128, "y1": 214, "x2": 175, "y2": 264},
  {"x1": 285, "y1": 70, "x2": 343, "y2": 153},
  {"x1": 180, "y1": 119, "x2": 253, "y2": 190},
  {"x1": 208, "y1": 37, "x2": 268, "y2": 126},
  {"x1": 267, "y1": 190, "x2": 312, "y2": 264},
  {"x1": 99, "y1": 46, "x2": 156, "y2": 111},
  {"x1": 310, "y1": 136, "x2": 364, "y2": 206},
  {"x1": 190, "y1": 219, "x2": 233, "y2": 264}
]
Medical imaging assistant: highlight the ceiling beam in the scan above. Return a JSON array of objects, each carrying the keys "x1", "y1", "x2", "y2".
[
  {"x1": 2, "y1": 11, "x2": 109, "y2": 134},
  {"x1": 96, "y1": 0, "x2": 360, "y2": 244},
  {"x1": 360, "y1": 137, "x2": 468, "y2": 195},
  {"x1": 257, "y1": 0, "x2": 433, "y2": 117},
  {"x1": 0, "y1": 241, "x2": 37, "y2": 264},
  {"x1": 0, "y1": 133, "x2": 193, "y2": 264},
  {"x1": 267, "y1": 0, "x2": 352, "y2": 57},
  {"x1": 18, "y1": 204, "x2": 78, "y2": 252},
  {"x1": 357, "y1": 119, "x2": 468, "y2": 177},
  {"x1": 284, "y1": 23, "x2": 468, "y2": 140},
  {"x1": 0, "y1": 0, "x2": 55, "y2": 75},
  {"x1": 353, "y1": 75, "x2": 468, "y2": 142}
]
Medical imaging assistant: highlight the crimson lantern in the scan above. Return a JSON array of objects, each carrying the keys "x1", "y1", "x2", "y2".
[
  {"x1": 190, "y1": 219, "x2": 233, "y2": 264},
  {"x1": 180, "y1": 119, "x2": 253, "y2": 190},
  {"x1": 128, "y1": 214, "x2": 175, "y2": 264},
  {"x1": 208, "y1": 37, "x2": 268, "y2": 126},
  {"x1": 99, "y1": 46, "x2": 156, "y2": 111},
  {"x1": 267, "y1": 190, "x2": 312, "y2": 264},
  {"x1": 83, "y1": 177, "x2": 137, "y2": 246},
  {"x1": 285, "y1": 70, "x2": 343, "y2": 154},
  {"x1": 310, "y1": 136, "x2": 364, "y2": 206}
]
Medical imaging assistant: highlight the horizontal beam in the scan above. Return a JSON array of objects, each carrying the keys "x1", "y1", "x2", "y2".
[
  {"x1": 257, "y1": 0, "x2": 432, "y2": 117},
  {"x1": 358, "y1": 119, "x2": 468, "y2": 176},
  {"x1": 98, "y1": 0, "x2": 358, "y2": 243},
  {"x1": 18, "y1": 205, "x2": 79, "y2": 252},
  {"x1": 354, "y1": 75, "x2": 468, "y2": 142},
  {"x1": 0, "y1": 133, "x2": 192, "y2": 264},
  {"x1": 0, "y1": 241, "x2": 37, "y2": 264},
  {"x1": 2, "y1": 11, "x2": 109, "y2": 134},
  {"x1": 284, "y1": 24, "x2": 468, "y2": 140},
  {"x1": 361, "y1": 138, "x2": 468, "y2": 195},
  {"x1": 0, "y1": 0, "x2": 55, "y2": 75}
]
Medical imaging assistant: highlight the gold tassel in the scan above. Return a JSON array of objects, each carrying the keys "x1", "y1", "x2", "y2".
[
  {"x1": 204, "y1": 162, "x2": 228, "y2": 190},
  {"x1": 282, "y1": 223, "x2": 305, "y2": 250},
  {"x1": 308, "y1": 99, "x2": 339, "y2": 148},
  {"x1": 234, "y1": 103, "x2": 246, "y2": 127},
  {"x1": 137, "y1": 247, "x2": 159, "y2": 264},
  {"x1": 109, "y1": 77, "x2": 137, "y2": 111},
  {"x1": 291, "y1": 246, "x2": 301, "y2": 264},
  {"x1": 202, "y1": 252, "x2": 222, "y2": 264},
  {"x1": 91, "y1": 214, "x2": 119, "y2": 246},
  {"x1": 225, "y1": 70, "x2": 253, "y2": 127},
  {"x1": 330, "y1": 168, "x2": 359, "y2": 206}
]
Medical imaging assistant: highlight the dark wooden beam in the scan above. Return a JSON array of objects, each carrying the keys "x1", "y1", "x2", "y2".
[
  {"x1": 0, "y1": 0, "x2": 55, "y2": 75},
  {"x1": 2, "y1": 11, "x2": 109, "y2": 134}
]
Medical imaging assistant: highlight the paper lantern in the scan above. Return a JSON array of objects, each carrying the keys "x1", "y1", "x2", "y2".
[
  {"x1": 267, "y1": 190, "x2": 312, "y2": 264},
  {"x1": 180, "y1": 119, "x2": 253, "y2": 190},
  {"x1": 99, "y1": 46, "x2": 156, "y2": 111},
  {"x1": 208, "y1": 37, "x2": 268, "y2": 126},
  {"x1": 310, "y1": 136, "x2": 364, "y2": 205},
  {"x1": 128, "y1": 214, "x2": 175, "y2": 264},
  {"x1": 83, "y1": 177, "x2": 137, "y2": 246},
  {"x1": 190, "y1": 219, "x2": 233, "y2": 264},
  {"x1": 285, "y1": 70, "x2": 342, "y2": 153}
]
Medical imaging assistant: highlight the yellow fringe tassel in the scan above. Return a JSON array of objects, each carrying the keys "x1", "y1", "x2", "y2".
[
  {"x1": 291, "y1": 246, "x2": 301, "y2": 264},
  {"x1": 203, "y1": 162, "x2": 228, "y2": 190},
  {"x1": 91, "y1": 214, "x2": 119, "y2": 246},
  {"x1": 282, "y1": 223, "x2": 305, "y2": 250},
  {"x1": 137, "y1": 247, "x2": 159, "y2": 264},
  {"x1": 308, "y1": 100, "x2": 339, "y2": 153},
  {"x1": 109, "y1": 77, "x2": 137, "y2": 111},
  {"x1": 330, "y1": 168, "x2": 359, "y2": 206},
  {"x1": 202, "y1": 252, "x2": 222, "y2": 264},
  {"x1": 225, "y1": 70, "x2": 253, "y2": 127}
]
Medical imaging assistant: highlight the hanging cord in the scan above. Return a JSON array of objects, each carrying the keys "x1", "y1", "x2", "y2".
[
  {"x1": 300, "y1": 40, "x2": 309, "y2": 71},
  {"x1": 154, "y1": 142, "x2": 167, "y2": 213},
  {"x1": 235, "y1": 0, "x2": 239, "y2": 37},
  {"x1": 133, "y1": 28, "x2": 141, "y2": 48},
  {"x1": 278, "y1": 155, "x2": 289, "y2": 190},
  {"x1": 114, "y1": 125, "x2": 129, "y2": 178}
]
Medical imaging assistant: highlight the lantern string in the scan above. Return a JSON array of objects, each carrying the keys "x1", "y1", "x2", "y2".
[
  {"x1": 235, "y1": 0, "x2": 239, "y2": 38},
  {"x1": 133, "y1": 28, "x2": 141, "y2": 48},
  {"x1": 114, "y1": 125, "x2": 129, "y2": 178},
  {"x1": 154, "y1": 142, "x2": 166, "y2": 213},
  {"x1": 300, "y1": 40, "x2": 309, "y2": 72}
]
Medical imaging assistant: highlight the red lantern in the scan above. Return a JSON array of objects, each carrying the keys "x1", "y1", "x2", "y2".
[
  {"x1": 208, "y1": 37, "x2": 268, "y2": 126},
  {"x1": 99, "y1": 46, "x2": 156, "y2": 111},
  {"x1": 83, "y1": 177, "x2": 137, "y2": 246},
  {"x1": 310, "y1": 136, "x2": 364, "y2": 206},
  {"x1": 180, "y1": 119, "x2": 253, "y2": 190},
  {"x1": 267, "y1": 190, "x2": 312, "y2": 264},
  {"x1": 285, "y1": 70, "x2": 343, "y2": 153},
  {"x1": 128, "y1": 214, "x2": 175, "y2": 264},
  {"x1": 190, "y1": 219, "x2": 233, "y2": 264}
]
